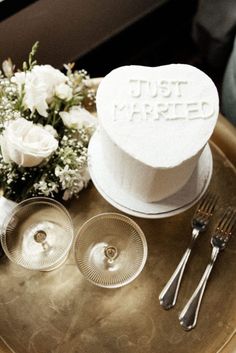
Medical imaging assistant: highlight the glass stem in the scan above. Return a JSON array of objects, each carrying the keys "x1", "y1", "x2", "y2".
[
  {"x1": 104, "y1": 245, "x2": 118, "y2": 263},
  {"x1": 34, "y1": 230, "x2": 50, "y2": 252},
  {"x1": 41, "y1": 241, "x2": 50, "y2": 251}
]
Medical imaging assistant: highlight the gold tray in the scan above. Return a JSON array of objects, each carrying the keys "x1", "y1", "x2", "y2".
[
  {"x1": 0, "y1": 142, "x2": 235, "y2": 353},
  {"x1": 0, "y1": 78, "x2": 236, "y2": 353}
]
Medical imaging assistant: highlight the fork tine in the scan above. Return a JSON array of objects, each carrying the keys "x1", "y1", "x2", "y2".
[
  {"x1": 196, "y1": 193, "x2": 213, "y2": 213},
  {"x1": 227, "y1": 215, "x2": 236, "y2": 234},
  {"x1": 205, "y1": 194, "x2": 218, "y2": 214},
  {"x1": 216, "y1": 207, "x2": 231, "y2": 230},
  {"x1": 216, "y1": 207, "x2": 232, "y2": 229},
  {"x1": 202, "y1": 194, "x2": 213, "y2": 212},
  {"x1": 196, "y1": 193, "x2": 218, "y2": 220},
  {"x1": 196, "y1": 194, "x2": 209, "y2": 213},
  {"x1": 224, "y1": 210, "x2": 236, "y2": 233}
]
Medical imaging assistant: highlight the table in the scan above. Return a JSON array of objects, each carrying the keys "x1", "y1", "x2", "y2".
[{"x1": 0, "y1": 76, "x2": 236, "y2": 353}]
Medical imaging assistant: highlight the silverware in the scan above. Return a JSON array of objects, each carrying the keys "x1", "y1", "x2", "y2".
[
  {"x1": 159, "y1": 193, "x2": 218, "y2": 310},
  {"x1": 179, "y1": 207, "x2": 236, "y2": 331}
]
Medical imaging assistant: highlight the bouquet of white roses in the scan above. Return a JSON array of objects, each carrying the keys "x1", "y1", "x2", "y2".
[{"x1": 0, "y1": 42, "x2": 96, "y2": 202}]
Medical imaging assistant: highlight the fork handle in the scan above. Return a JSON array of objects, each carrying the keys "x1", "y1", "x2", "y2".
[
  {"x1": 159, "y1": 247, "x2": 191, "y2": 309},
  {"x1": 159, "y1": 229, "x2": 200, "y2": 310},
  {"x1": 179, "y1": 246, "x2": 219, "y2": 331}
]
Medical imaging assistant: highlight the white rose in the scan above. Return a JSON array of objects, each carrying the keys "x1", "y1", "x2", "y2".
[
  {"x1": 55, "y1": 83, "x2": 73, "y2": 101},
  {"x1": 0, "y1": 118, "x2": 58, "y2": 167},
  {"x1": 13, "y1": 65, "x2": 68, "y2": 117},
  {"x1": 11, "y1": 72, "x2": 27, "y2": 93},
  {"x1": 44, "y1": 124, "x2": 58, "y2": 137},
  {"x1": 29, "y1": 64, "x2": 67, "y2": 99},
  {"x1": 60, "y1": 107, "x2": 97, "y2": 130}
]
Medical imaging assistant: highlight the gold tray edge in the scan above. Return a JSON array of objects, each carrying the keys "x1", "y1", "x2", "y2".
[
  {"x1": 211, "y1": 113, "x2": 236, "y2": 167},
  {"x1": 0, "y1": 336, "x2": 16, "y2": 353},
  {"x1": 215, "y1": 330, "x2": 236, "y2": 353},
  {"x1": 0, "y1": 79, "x2": 235, "y2": 353}
]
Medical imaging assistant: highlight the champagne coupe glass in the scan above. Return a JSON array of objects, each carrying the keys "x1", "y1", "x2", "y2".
[
  {"x1": 74, "y1": 213, "x2": 148, "y2": 288},
  {"x1": 1, "y1": 197, "x2": 74, "y2": 271}
]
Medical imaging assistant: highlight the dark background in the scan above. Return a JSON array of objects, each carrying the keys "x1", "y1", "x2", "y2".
[{"x1": 0, "y1": 0, "x2": 235, "y2": 94}]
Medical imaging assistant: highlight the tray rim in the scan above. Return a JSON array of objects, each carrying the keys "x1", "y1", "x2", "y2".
[
  {"x1": 0, "y1": 141, "x2": 235, "y2": 353},
  {"x1": 0, "y1": 78, "x2": 235, "y2": 353}
]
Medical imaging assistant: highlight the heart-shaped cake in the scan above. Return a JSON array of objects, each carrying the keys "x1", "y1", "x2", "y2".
[{"x1": 95, "y1": 64, "x2": 219, "y2": 202}]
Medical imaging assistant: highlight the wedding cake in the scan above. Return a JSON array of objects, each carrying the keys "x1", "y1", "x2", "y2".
[{"x1": 95, "y1": 64, "x2": 219, "y2": 203}]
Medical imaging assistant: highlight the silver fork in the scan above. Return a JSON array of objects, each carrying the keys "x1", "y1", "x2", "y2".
[
  {"x1": 159, "y1": 193, "x2": 218, "y2": 310},
  {"x1": 179, "y1": 207, "x2": 236, "y2": 331}
]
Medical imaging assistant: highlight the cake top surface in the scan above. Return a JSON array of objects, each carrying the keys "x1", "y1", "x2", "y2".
[{"x1": 96, "y1": 64, "x2": 219, "y2": 168}]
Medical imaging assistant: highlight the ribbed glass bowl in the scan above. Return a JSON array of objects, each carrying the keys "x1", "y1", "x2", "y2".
[
  {"x1": 1, "y1": 197, "x2": 74, "y2": 271},
  {"x1": 74, "y1": 213, "x2": 147, "y2": 288}
]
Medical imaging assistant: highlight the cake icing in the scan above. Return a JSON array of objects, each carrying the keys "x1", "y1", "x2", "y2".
[{"x1": 95, "y1": 64, "x2": 219, "y2": 202}]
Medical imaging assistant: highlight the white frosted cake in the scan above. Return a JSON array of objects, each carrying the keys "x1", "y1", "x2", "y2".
[{"x1": 95, "y1": 64, "x2": 219, "y2": 203}]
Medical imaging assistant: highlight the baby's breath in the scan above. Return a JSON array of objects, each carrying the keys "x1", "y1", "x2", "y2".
[{"x1": 0, "y1": 42, "x2": 96, "y2": 202}]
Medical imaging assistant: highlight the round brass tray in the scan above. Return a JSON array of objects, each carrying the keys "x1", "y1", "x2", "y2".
[
  {"x1": 0, "y1": 141, "x2": 235, "y2": 353},
  {"x1": 0, "y1": 78, "x2": 235, "y2": 353}
]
